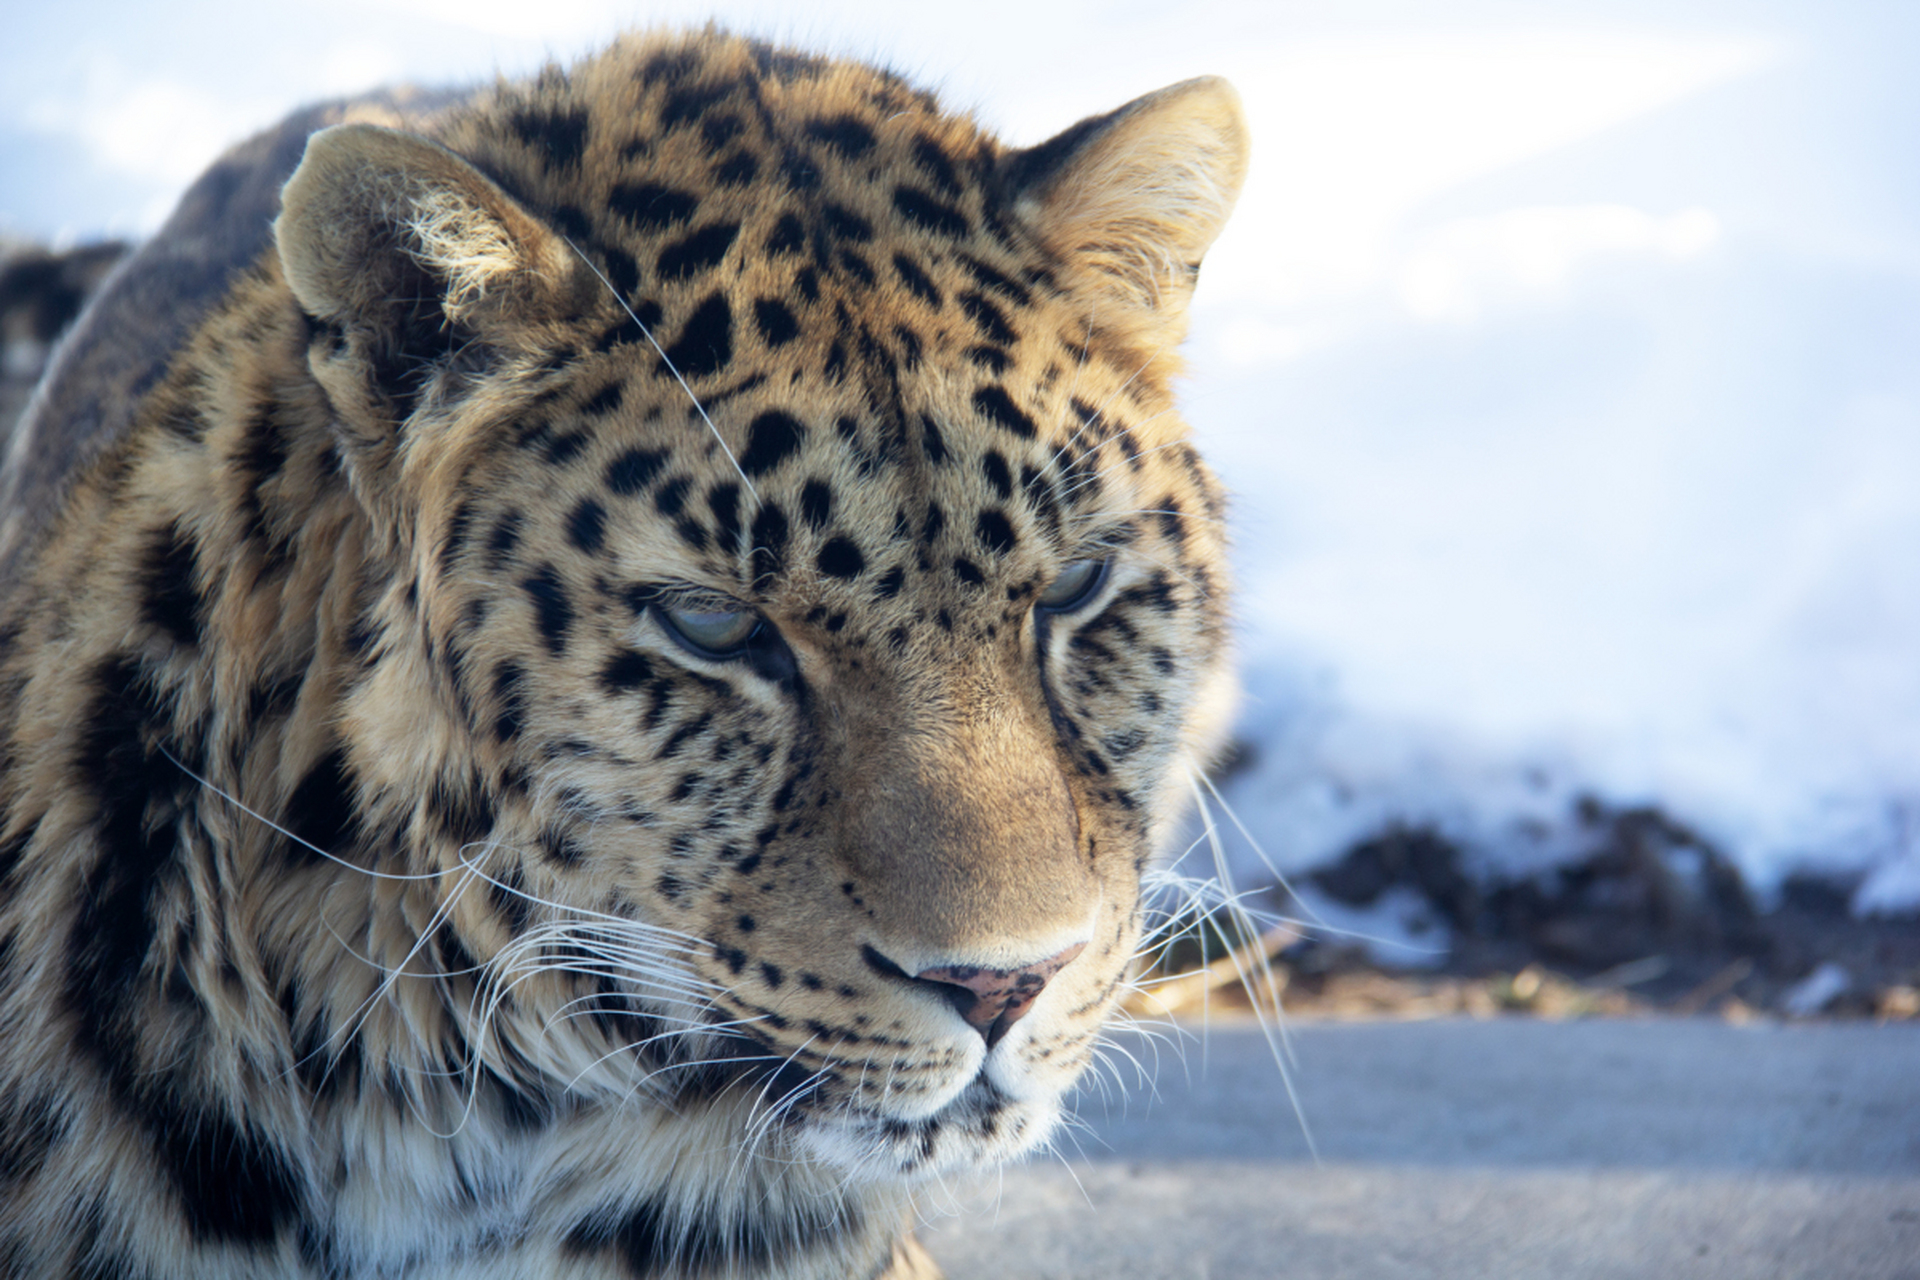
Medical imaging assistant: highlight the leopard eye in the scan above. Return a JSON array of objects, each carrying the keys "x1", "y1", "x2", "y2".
[
  {"x1": 1036, "y1": 557, "x2": 1109, "y2": 614},
  {"x1": 657, "y1": 604, "x2": 762, "y2": 657}
]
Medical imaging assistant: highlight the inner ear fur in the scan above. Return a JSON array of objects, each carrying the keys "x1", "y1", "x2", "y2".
[
  {"x1": 277, "y1": 123, "x2": 581, "y2": 353},
  {"x1": 1005, "y1": 77, "x2": 1248, "y2": 347},
  {"x1": 277, "y1": 124, "x2": 593, "y2": 537}
]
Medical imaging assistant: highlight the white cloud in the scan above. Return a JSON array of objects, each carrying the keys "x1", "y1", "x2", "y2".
[
  {"x1": 24, "y1": 64, "x2": 258, "y2": 188},
  {"x1": 379, "y1": 0, "x2": 621, "y2": 41},
  {"x1": 1203, "y1": 34, "x2": 1776, "y2": 310},
  {"x1": 1397, "y1": 204, "x2": 1720, "y2": 322}
]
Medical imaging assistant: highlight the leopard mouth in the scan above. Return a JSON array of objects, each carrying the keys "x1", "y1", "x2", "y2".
[
  {"x1": 791, "y1": 1071, "x2": 1064, "y2": 1182},
  {"x1": 689, "y1": 1017, "x2": 1068, "y2": 1179}
]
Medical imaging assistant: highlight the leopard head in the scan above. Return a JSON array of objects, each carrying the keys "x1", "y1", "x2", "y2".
[{"x1": 272, "y1": 33, "x2": 1246, "y2": 1180}]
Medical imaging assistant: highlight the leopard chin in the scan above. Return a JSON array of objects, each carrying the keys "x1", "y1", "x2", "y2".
[
  {"x1": 796, "y1": 1075, "x2": 1063, "y2": 1184},
  {"x1": 706, "y1": 991, "x2": 1081, "y2": 1182}
]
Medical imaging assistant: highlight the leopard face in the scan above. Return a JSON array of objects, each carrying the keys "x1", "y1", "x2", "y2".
[
  {"x1": 420, "y1": 236, "x2": 1227, "y2": 1178},
  {"x1": 0, "y1": 30, "x2": 1245, "y2": 1278}
]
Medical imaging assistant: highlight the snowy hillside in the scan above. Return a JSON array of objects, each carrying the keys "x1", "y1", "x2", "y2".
[{"x1": 5, "y1": 1, "x2": 1916, "y2": 916}]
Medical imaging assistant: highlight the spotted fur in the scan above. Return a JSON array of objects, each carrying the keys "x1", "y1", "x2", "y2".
[{"x1": 0, "y1": 30, "x2": 1246, "y2": 1280}]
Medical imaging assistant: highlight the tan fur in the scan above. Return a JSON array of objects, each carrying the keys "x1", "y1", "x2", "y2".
[
  {"x1": 0, "y1": 30, "x2": 1244, "y2": 1280},
  {"x1": 1014, "y1": 76, "x2": 1247, "y2": 358}
]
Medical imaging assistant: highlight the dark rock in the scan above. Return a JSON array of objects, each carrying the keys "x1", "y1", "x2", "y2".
[
  {"x1": 1310, "y1": 825, "x2": 1480, "y2": 931},
  {"x1": 1778, "y1": 870, "x2": 1861, "y2": 917},
  {"x1": 1312, "y1": 798, "x2": 1767, "y2": 973}
]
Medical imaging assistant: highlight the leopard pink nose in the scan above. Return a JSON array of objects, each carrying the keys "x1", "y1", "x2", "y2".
[{"x1": 915, "y1": 942, "x2": 1087, "y2": 1048}]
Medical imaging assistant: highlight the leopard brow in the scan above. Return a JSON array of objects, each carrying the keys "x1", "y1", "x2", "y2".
[
  {"x1": 622, "y1": 580, "x2": 755, "y2": 615},
  {"x1": 1067, "y1": 521, "x2": 1141, "y2": 557},
  {"x1": 563, "y1": 235, "x2": 759, "y2": 503}
]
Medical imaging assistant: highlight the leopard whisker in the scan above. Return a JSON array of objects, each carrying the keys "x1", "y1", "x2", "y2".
[
  {"x1": 1082, "y1": 1032, "x2": 1160, "y2": 1106},
  {"x1": 1056, "y1": 434, "x2": 1192, "y2": 502},
  {"x1": 158, "y1": 787, "x2": 570, "y2": 1132},
  {"x1": 1038, "y1": 358, "x2": 1136, "y2": 480},
  {"x1": 157, "y1": 745, "x2": 446, "y2": 882},
  {"x1": 1052, "y1": 315, "x2": 1099, "y2": 425},
  {"x1": 454, "y1": 850, "x2": 715, "y2": 946},
  {"x1": 499, "y1": 938, "x2": 712, "y2": 990},
  {"x1": 1173, "y1": 773, "x2": 1320, "y2": 1161},
  {"x1": 533, "y1": 989, "x2": 726, "y2": 1043},
  {"x1": 375, "y1": 848, "x2": 513, "y2": 1139},
  {"x1": 732, "y1": 1034, "x2": 831, "y2": 1178},
  {"x1": 565, "y1": 1029, "x2": 776, "y2": 1105},
  {"x1": 473, "y1": 944, "x2": 725, "y2": 1088},
  {"x1": 507, "y1": 960, "x2": 714, "y2": 1005},
  {"x1": 1072, "y1": 344, "x2": 1164, "y2": 449},
  {"x1": 1090, "y1": 506, "x2": 1228, "y2": 528},
  {"x1": 1039, "y1": 1125, "x2": 1100, "y2": 1212},
  {"x1": 564, "y1": 234, "x2": 758, "y2": 504}
]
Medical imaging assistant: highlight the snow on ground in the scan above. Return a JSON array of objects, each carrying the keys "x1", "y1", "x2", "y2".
[{"x1": 5, "y1": 2, "x2": 1916, "y2": 914}]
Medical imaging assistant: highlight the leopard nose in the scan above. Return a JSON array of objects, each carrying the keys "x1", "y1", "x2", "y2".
[{"x1": 913, "y1": 942, "x2": 1087, "y2": 1049}]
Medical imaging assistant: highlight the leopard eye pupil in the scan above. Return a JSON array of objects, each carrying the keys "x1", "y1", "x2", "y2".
[
  {"x1": 661, "y1": 606, "x2": 759, "y2": 654},
  {"x1": 1037, "y1": 558, "x2": 1107, "y2": 613}
]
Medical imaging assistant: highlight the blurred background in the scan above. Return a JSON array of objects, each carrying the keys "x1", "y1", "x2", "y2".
[{"x1": 4, "y1": 0, "x2": 1916, "y2": 1012}]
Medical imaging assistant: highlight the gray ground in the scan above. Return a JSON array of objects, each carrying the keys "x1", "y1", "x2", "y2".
[{"x1": 919, "y1": 1017, "x2": 1920, "y2": 1279}]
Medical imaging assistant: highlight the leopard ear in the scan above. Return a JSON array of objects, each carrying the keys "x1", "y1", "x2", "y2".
[
  {"x1": 1004, "y1": 77, "x2": 1247, "y2": 348},
  {"x1": 276, "y1": 123, "x2": 582, "y2": 424}
]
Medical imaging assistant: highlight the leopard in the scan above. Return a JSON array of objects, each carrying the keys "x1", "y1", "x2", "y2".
[{"x1": 0, "y1": 29, "x2": 1246, "y2": 1280}]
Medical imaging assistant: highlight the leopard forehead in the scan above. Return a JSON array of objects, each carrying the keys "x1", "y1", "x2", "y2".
[
  {"x1": 416, "y1": 36, "x2": 1217, "y2": 616},
  {"x1": 446, "y1": 31, "x2": 1046, "y2": 350},
  {"x1": 456, "y1": 316, "x2": 1197, "y2": 629}
]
